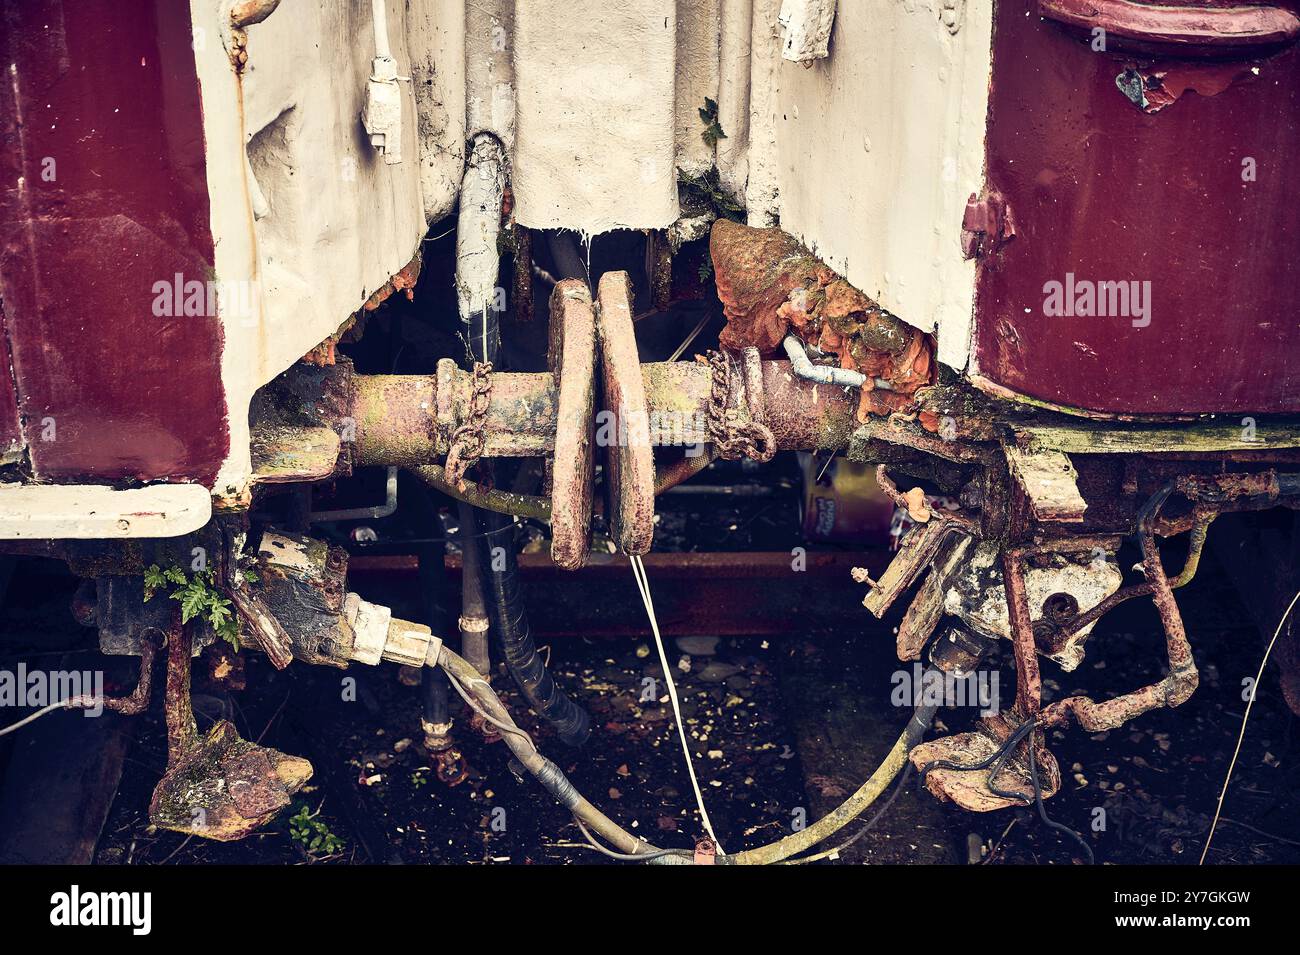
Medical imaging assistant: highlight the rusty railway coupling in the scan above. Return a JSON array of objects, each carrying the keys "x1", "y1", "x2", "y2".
[
  {"x1": 66, "y1": 236, "x2": 1300, "y2": 848},
  {"x1": 235, "y1": 252, "x2": 1300, "y2": 830},
  {"x1": 343, "y1": 270, "x2": 857, "y2": 569}
]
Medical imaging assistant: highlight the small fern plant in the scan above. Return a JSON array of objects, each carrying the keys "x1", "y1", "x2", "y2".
[{"x1": 144, "y1": 563, "x2": 241, "y2": 651}]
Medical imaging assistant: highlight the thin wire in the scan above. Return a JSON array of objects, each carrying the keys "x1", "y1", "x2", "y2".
[
  {"x1": 629, "y1": 554, "x2": 726, "y2": 854},
  {"x1": 0, "y1": 701, "x2": 68, "y2": 738},
  {"x1": 815, "y1": 451, "x2": 836, "y2": 484},
  {"x1": 442, "y1": 666, "x2": 535, "y2": 746},
  {"x1": 570, "y1": 816, "x2": 684, "y2": 862},
  {"x1": 918, "y1": 718, "x2": 1036, "y2": 788},
  {"x1": 666, "y1": 311, "x2": 713, "y2": 363},
  {"x1": 1027, "y1": 732, "x2": 1094, "y2": 864},
  {"x1": 784, "y1": 764, "x2": 916, "y2": 864},
  {"x1": 1200, "y1": 586, "x2": 1300, "y2": 865}
]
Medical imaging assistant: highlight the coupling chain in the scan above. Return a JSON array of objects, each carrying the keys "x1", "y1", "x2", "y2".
[{"x1": 705, "y1": 350, "x2": 775, "y2": 463}]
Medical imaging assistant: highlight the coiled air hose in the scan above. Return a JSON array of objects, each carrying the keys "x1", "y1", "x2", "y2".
[{"x1": 475, "y1": 508, "x2": 591, "y2": 746}]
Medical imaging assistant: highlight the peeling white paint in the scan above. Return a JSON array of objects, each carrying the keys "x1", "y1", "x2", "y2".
[
  {"x1": 190, "y1": 0, "x2": 429, "y2": 498},
  {"x1": 770, "y1": 0, "x2": 993, "y2": 371},
  {"x1": 777, "y1": 0, "x2": 836, "y2": 63}
]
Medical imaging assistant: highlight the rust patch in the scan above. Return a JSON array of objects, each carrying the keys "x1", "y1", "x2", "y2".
[
  {"x1": 309, "y1": 252, "x2": 426, "y2": 367},
  {"x1": 149, "y1": 620, "x2": 311, "y2": 841},
  {"x1": 597, "y1": 272, "x2": 655, "y2": 555},
  {"x1": 708, "y1": 219, "x2": 935, "y2": 420},
  {"x1": 1116, "y1": 62, "x2": 1255, "y2": 114},
  {"x1": 361, "y1": 253, "x2": 423, "y2": 314}
]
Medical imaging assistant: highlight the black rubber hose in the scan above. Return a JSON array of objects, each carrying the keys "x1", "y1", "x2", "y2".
[
  {"x1": 458, "y1": 225, "x2": 590, "y2": 747},
  {"x1": 422, "y1": 660, "x2": 450, "y2": 726},
  {"x1": 476, "y1": 507, "x2": 591, "y2": 746},
  {"x1": 418, "y1": 485, "x2": 453, "y2": 727}
]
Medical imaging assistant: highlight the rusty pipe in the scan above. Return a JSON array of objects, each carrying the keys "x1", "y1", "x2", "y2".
[
  {"x1": 349, "y1": 359, "x2": 859, "y2": 468},
  {"x1": 1042, "y1": 493, "x2": 1201, "y2": 731},
  {"x1": 1002, "y1": 548, "x2": 1044, "y2": 721},
  {"x1": 1055, "y1": 510, "x2": 1214, "y2": 640}
]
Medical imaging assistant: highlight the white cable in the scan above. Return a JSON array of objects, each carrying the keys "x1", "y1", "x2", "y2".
[
  {"x1": 1199, "y1": 585, "x2": 1300, "y2": 865},
  {"x1": 629, "y1": 554, "x2": 726, "y2": 854},
  {"x1": 0, "y1": 701, "x2": 68, "y2": 738},
  {"x1": 371, "y1": 0, "x2": 392, "y2": 59}
]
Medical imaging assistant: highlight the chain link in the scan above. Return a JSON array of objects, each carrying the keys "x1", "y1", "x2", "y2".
[{"x1": 705, "y1": 350, "x2": 776, "y2": 463}]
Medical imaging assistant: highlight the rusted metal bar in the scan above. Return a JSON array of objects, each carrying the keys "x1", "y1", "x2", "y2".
[
  {"x1": 1001, "y1": 548, "x2": 1043, "y2": 720},
  {"x1": 1042, "y1": 518, "x2": 1201, "y2": 731},
  {"x1": 102, "y1": 635, "x2": 158, "y2": 715},
  {"x1": 1055, "y1": 510, "x2": 1214, "y2": 639},
  {"x1": 348, "y1": 359, "x2": 859, "y2": 467},
  {"x1": 63, "y1": 631, "x2": 159, "y2": 716},
  {"x1": 549, "y1": 279, "x2": 597, "y2": 568},
  {"x1": 412, "y1": 464, "x2": 552, "y2": 521},
  {"x1": 598, "y1": 272, "x2": 656, "y2": 555},
  {"x1": 874, "y1": 464, "x2": 979, "y2": 533},
  {"x1": 162, "y1": 618, "x2": 197, "y2": 766}
]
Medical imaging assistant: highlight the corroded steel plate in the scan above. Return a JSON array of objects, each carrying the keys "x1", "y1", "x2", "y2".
[
  {"x1": 549, "y1": 280, "x2": 597, "y2": 569},
  {"x1": 909, "y1": 724, "x2": 1060, "y2": 813},
  {"x1": 596, "y1": 272, "x2": 655, "y2": 555}
]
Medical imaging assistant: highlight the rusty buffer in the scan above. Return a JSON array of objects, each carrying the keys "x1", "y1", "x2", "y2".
[{"x1": 709, "y1": 219, "x2": 935, "y2": 419}]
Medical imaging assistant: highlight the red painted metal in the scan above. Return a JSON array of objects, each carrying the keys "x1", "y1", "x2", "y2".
[
  {"x1": 0, "y1": 0, "x2": 228, "y2": 483},
  {"x1": 0, "y1": 302, "x2": 22, "y2": 460},
  {"x1": 961, "y1": 191, "x2": 1017, "y2": 260},
  {"x1": 975, "y1": 0, "x2": 1300, "y2": 416},
  {"x1": 1038, "y1": 0, "x2": 1300, "y2": 59}
]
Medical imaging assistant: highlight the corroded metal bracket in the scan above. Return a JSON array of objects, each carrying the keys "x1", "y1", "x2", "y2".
[
  {"x1": 597, "y1": 271, "x2": 656, "y2": 556},
  {"x1": 550, "y1": 280, "x2": 598, "y2": 569},
  {"x1": 149, "y1": 618, "x2": 313, "y2": 841}
]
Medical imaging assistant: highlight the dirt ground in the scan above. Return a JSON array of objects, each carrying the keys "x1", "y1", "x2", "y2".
[{"x1": 1, "y1": 468, "x2": 1297, "y2": 866}]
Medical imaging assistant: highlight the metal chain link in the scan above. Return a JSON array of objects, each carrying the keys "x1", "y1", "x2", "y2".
[
  {"x1": 705, "y1": 350, "x2": 776, "y2": 463},
  {"x1": 445, "y1": 361, "x2": 493, "y2": 490}
]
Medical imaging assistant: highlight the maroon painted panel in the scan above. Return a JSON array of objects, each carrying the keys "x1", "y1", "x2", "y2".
[
  {"x1": 0, "y1": 300, "x2": 22, "y2": 459},
  {"x1": 974, "y1": 0, "x2": 1300, "y2": 416},
  {"x1": 0, "y1": 0, "x2": 228, "y2": 483}
]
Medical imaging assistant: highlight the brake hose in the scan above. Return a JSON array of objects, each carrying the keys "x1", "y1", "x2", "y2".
[
  {"x1": 439, "y1": 645, "x2": 941, "y2": 864},
  {"x1": 721, "y1": 702, "x2": 938, "y2": 865}
]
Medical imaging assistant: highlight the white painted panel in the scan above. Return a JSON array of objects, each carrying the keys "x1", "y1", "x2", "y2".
[
  {"x1": 0, "y1": 484, "x2": 212, "y2": 539},
  {"x1": 512, "y1": 0, "x2": 679, "y2": 234},
  {"x1": 772, "y1": 0, "x2": 992, "y2": 372},
  {"x1": 190, "y1": 0, "x2": 432, "y2": 496}
]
